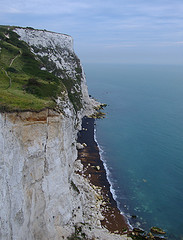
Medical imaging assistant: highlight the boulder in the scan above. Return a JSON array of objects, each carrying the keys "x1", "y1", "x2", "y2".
[
  {"x1": 76, "y1": 143, "x2": 84, "y2": 150},
  {"x1": 150, "y1": 227, "x2": 166, "y2": 235},
  {"x1": 133, "y1": 228, "x2": 145, "y2": 234},
  {"x1": 96, "y1": 166, "x2": 100, "y2": 171}
]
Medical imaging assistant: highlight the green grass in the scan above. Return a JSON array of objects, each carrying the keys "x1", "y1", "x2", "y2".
[
  {"x1": 0, "y1": 48, "x2": 15, "y2": 67},
  {"x1": 0, "y1": 89, "x2": 55, "y2": 111},
  {"x1": 0, "y1": 26, "x2": 67, "y2": 112},
  {"x1": 0, "y1": 25, "x2": 84, "y2": 112}
]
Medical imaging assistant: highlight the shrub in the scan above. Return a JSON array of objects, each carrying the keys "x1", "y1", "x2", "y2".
[
  {"x1": 75, "y1": 67, "x2": 82, "y2": 74},
  {"x1": 6, "y1": 67, "x2": 18, "y2": 73},
  {"x1": 27, "y1": 78, "x2": 40, "y2": 86}
]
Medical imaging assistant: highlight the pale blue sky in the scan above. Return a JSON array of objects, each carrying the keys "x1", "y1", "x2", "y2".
[{"x1": 0, "y1": 0, "x2": 183, "y2": 64}]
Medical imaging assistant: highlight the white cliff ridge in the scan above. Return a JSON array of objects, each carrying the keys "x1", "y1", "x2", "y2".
[
  {"x1": 14, "y1": 27, "x2": 94, "y2": 115},
  {"x1": 0, "y1": 28, "x2": 131, "y2": 240}
]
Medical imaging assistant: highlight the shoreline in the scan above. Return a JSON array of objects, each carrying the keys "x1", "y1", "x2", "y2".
[
  {"x1": 77, "y1": 116, "x2": 131, "y2": 235},
  {"x1": 94, "y1": 128, "x2": 133, "y2": 230}
]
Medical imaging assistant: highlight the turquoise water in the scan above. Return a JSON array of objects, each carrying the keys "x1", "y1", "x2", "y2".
[{"x1": 84, "y1": 64, "x2": 183, "y2": 239}]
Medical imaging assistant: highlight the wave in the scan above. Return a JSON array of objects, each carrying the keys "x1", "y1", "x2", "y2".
[
  {"x1": 94, "y1": 128, "x2": 117, "y2": 200},
  {"x1": 94, "y1": 127, "x2": 133, "y2": 230}
]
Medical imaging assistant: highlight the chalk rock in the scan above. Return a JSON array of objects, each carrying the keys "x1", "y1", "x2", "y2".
[
  {"x1": 82, "y1": 143, "x2": 87, "y2": 147},
  {"x1": 76, "y1": 143, "x2": 84, "y2": 150},
  {"x1": 0, "y1": 27, "x2": 132, "y2": 240},
  {"x1": 74, "y1": 160, "x2": 83, "y2": 171},
  {"x1": 96, "y1": 166, "x2": 100, "y2": 171},
  {"x1": 98, "y1": 212, "x2": 105, "y2": 221}
]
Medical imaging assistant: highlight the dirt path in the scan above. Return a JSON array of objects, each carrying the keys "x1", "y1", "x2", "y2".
[
  {"x1": 9, "y1": 50, "x2": 21, "y2": 67},
  {"x1": 1, "y1": 67, "x2": 12, "y2": 88},
  {"x1": 2, "y1": 49, "x2": 22, "y2": 88}
]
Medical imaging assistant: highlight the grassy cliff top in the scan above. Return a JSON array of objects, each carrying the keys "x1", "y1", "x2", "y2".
[
  {"x1": 0, "y1": 25, "x2": 67, "y2": 112},
  {"x1": 13, "y1": 25, "x2": 72, "y2": 37}
]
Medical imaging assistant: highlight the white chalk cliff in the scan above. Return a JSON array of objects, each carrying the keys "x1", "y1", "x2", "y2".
[{"x1": 0, "y1": 28, "x2": 131, "y2": 240}]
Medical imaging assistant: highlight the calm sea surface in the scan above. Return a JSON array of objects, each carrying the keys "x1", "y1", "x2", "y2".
[{"x1": 84, "y1": 63, "x2": 183, "y2": 239}]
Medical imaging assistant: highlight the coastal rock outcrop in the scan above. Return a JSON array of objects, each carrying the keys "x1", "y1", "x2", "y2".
[{"x1": 0, "y1": 27, "x2": 131, "y2": 240}]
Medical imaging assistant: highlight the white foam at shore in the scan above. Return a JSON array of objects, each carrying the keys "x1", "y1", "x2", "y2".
[
  {"x1": 94, "y1": 128, "x2": 118, "y2": 201},
  {"x1": 94, "y1": 127, "x2": 133, "y2": 230}
]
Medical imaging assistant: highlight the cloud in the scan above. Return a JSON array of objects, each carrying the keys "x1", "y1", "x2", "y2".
[
  {"x1": 6, "y1": 7, "x2": 22, "y2": 13},
  {"x1": 175, "y1": 41, "x2": 183, "y2": 45},
  {"x1": 0, "y1": 0, "x2": 92, "y2": 14},
  {"x1": 0, "y1": 0, "x2": 183, "y2": 64}
]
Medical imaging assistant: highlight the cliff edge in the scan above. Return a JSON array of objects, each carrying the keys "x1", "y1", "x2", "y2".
[{"x1": 0, "y1": 26, "x2": 131, "y2": 240}]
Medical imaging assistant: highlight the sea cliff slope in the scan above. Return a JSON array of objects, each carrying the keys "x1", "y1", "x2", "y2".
[{"x1": 0, "y1": 27, "x2": 131, "y2": 240}]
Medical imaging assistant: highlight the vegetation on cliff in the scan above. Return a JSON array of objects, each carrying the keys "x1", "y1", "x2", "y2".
[{"x1": 0, "y1": 25, "x2": 83, "y2": 112}]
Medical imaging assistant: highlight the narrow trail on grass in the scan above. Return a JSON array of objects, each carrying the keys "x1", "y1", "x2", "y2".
[
  {"x1": 1, "y1": 67, "x2": 12, "y2": 88},
  {"x1": 2, "y1": 49, "x2": 22, "y2": 88},
  {"x1": 9, "y1": 50, "x2": 21, "y2": 67}
]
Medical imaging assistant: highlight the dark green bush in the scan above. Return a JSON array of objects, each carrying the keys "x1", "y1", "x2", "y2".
[
  {"x1": 0, "y1": 42, "x2": 19, "y2": 55},
  {"x1": 6, "y1": 67, "x2": 18, "y2": 73},
  {"x1": 27, "y1": 78, "x2": 40, "y2": 86},
  {"x1": 75, "y1": 67, "x2": 82, "y2": 74},
  {"x1": 25, "y1": 78, "x2": 58, "y2": 98}
]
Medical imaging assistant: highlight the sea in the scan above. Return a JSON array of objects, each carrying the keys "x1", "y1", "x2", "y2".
[{"x1": 83, "y1": 63, "x2": 183, "y2": 240}]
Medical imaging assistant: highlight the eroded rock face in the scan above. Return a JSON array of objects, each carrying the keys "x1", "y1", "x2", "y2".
[
  {"x1": 0, "y1": 110, "x2": 129, "y2": 240},
  {"x1": 0, "y1": 28, "x2": 131, "y2": 240},
  {"x1": 0, "y1": 110, "x2": 77, "y2": 239},
  {"x1": 0, "y1": 28, "x2": 99, "y2": 240}
]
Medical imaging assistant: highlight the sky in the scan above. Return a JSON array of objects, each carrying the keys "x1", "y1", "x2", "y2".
[{"x1": 0, "y1": 0, "x2": 183, "y2": 64}]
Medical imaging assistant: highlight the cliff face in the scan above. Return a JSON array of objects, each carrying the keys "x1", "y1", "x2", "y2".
[
  {"x1": 0, "y1": 110, "x2": 106, "y2": 240},
  {"x1": 0, "y1": 28, "x2": 130, "y2": 240},
  {"x1": 0, "y1": 110, "x2": 73, "y2": 239},
  {"x1": 0, "y1": 28, "x2": 99, "y2": 240},
  {"x1": 0, "y1": 28, "x2": 97, "y2": 239}
]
